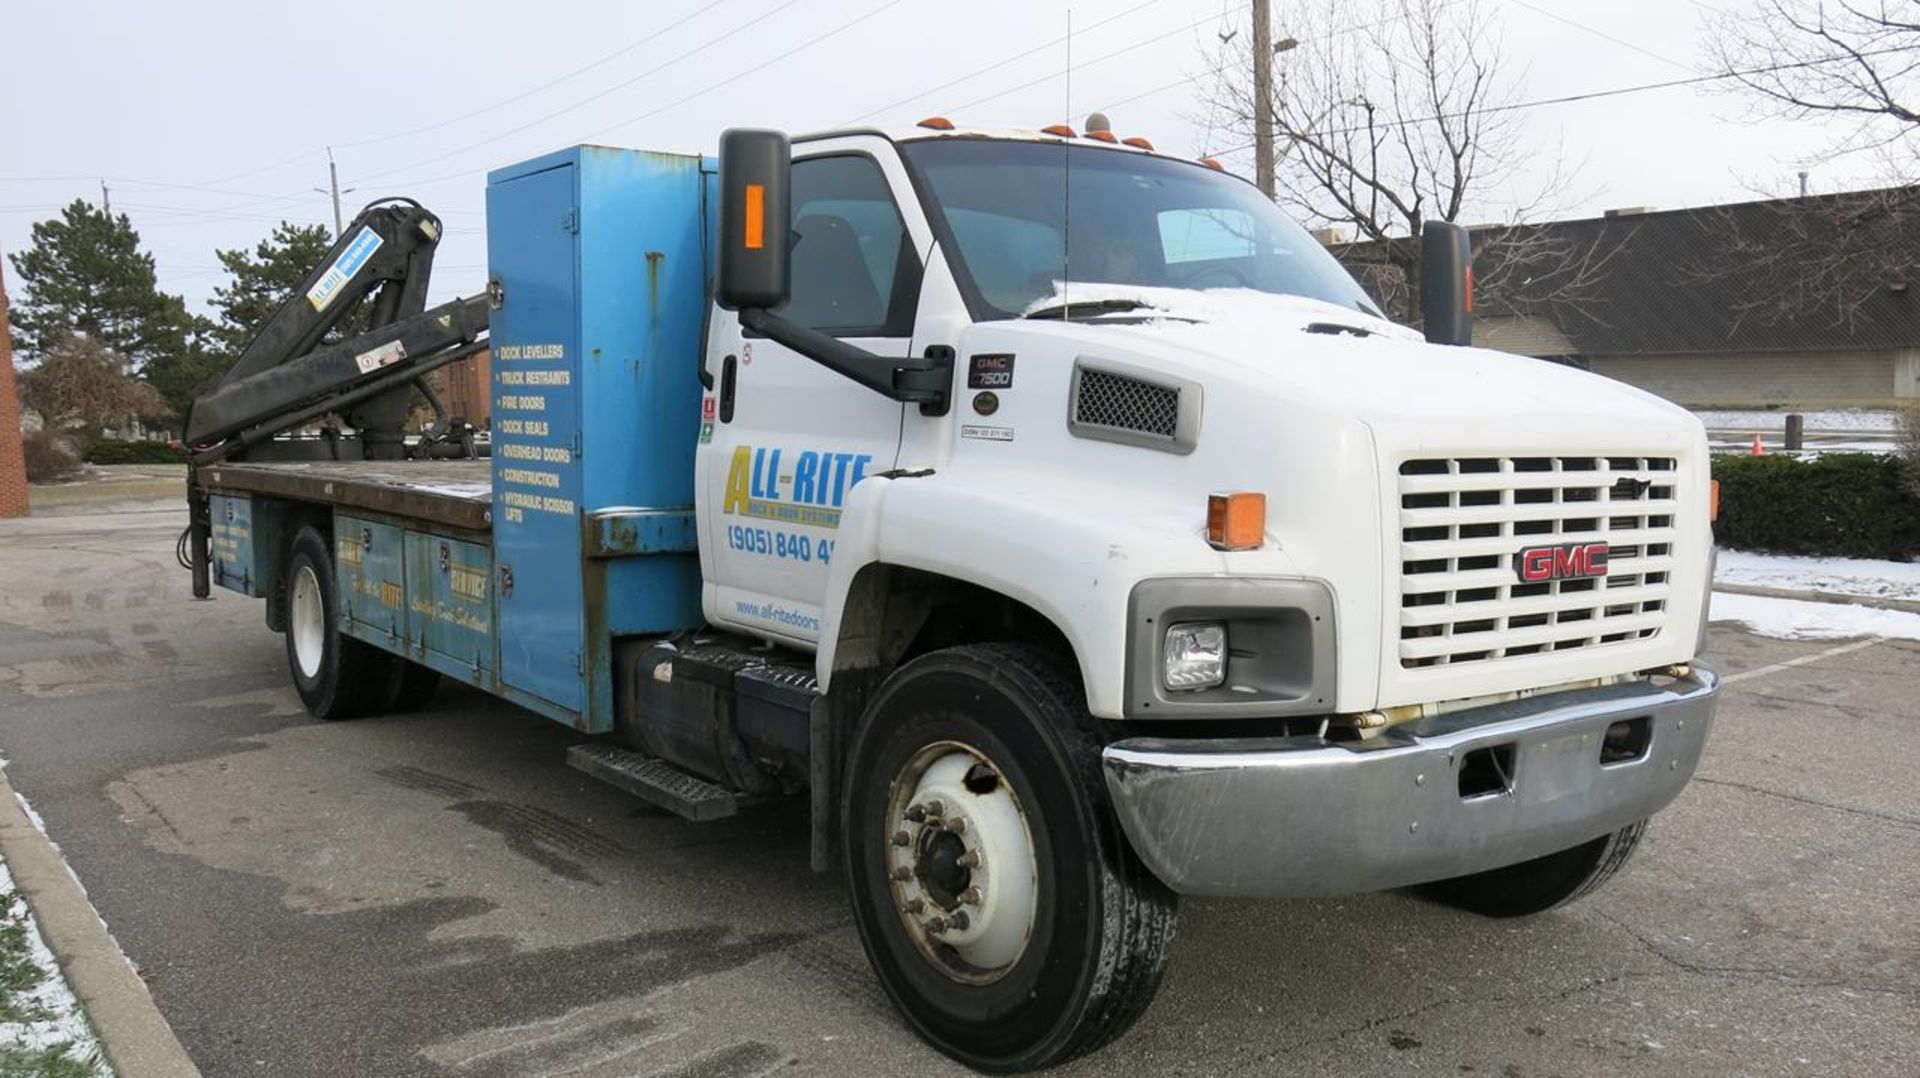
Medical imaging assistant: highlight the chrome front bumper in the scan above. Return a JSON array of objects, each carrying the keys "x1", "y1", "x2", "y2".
[{"x1": 1102, "y1": 665, "x2": 1719, "y2": 898}]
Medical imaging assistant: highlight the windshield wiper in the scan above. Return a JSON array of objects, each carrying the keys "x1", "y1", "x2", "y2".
[{"x1": 1021, "y1": 297, "x2": 1152, "y2": 321}]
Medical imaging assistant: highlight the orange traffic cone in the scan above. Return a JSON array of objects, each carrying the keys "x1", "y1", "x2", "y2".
[{"x1": 1751, "y1": 433, "x2": 1764, "y2": 456}]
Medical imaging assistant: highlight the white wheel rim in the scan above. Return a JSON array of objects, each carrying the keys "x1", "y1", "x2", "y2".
[
  {"x1": 290, "y1": 564, "x2": 325, "y2": 680},
  {"x1": 884, "y1": 741, "x2": 1040, "y2": 984}
]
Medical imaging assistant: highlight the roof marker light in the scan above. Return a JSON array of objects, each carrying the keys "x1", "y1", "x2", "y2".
[
  {"x1": 1122, "y1": 136, "x2": 1155, "y2": 150},
  {"x1": 918, "y1": 116, "x2": 955, "y2": 130},
  {"x1": 1086, "y1": 130, "x2": 1118, "y2": 143},
  {"x1": 1041, "y1": 124, "x2": 1078, "y2": 138},
  {"x1": 1199, "y1": 157, "x2": 1225, "y2": 170}
]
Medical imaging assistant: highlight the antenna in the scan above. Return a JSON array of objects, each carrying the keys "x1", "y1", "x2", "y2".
[{"x1": 1062, "y1": 8, "x2": 1073, "y2": 319}]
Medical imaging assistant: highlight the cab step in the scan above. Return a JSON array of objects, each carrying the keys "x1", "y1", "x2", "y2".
[{"x1": 567, "y1": 743, "x2": 740, "y2": 822}]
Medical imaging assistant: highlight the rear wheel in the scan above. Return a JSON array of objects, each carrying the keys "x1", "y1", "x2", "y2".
[
  {"x1": 283, "y1": 526, "x2": 395, "y2": 721},
  {"x1": 1419, "y1": 820, "x2": 1647, "y2": 918},
  {"x1": 842, "y1": 644, "x2": 1178, "y2": 1072}
]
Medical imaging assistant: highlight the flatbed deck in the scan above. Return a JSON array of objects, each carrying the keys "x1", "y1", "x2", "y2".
[{"x1": 197, "y1": 460, "x2": 493, "y2": 533}]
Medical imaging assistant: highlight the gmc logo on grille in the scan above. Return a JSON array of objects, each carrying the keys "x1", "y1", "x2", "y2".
[{"x1": 1517, "y1": 542, "x2": 1610, "y2": 582}]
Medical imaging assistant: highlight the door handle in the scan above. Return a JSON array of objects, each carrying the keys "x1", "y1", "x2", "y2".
[{"x1": 719, "y1": 354, "x2": 738, "y2": 423}]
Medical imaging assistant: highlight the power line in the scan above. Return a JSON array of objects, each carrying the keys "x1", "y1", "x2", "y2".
[
  {"x1": 331, "y1": 0, "x2": 731, "y2": 151},
  {"x1": 589, "y1": 0, "x2": 914, "y2": 139},
  {"x1": 350, "y1": 0, "x2": 809, "y2": 187},
  {"x1": 944, "y1": 3, "x2": 1254, "y2": 116},
  {"x1": 1506, "y1": 0, "x2": 1690, "y2": 72},
  {"x1": 1205, "y1": 46, "x2": 1912, "y2": 157},
  {"x1": 388, "y1": 0, "x2": 912, "y2": 191},
  {"x1": 837, "y1": 0, "x2": 1165, "y2": 125}
]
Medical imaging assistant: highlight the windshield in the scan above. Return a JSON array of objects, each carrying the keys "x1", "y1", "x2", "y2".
[{"x1": 899, "y1": 139, "x2": 1383, "y2": 320}]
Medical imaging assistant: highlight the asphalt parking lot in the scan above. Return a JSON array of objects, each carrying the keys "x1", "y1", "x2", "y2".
[{"x1": 1, "y1": 502, "x2": 1915, "y2": 1077}]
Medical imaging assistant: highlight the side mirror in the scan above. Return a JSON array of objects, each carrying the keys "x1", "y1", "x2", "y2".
[
  {"x1": 1420, "y1": 220, "x2": 1473, "y2": 347},
  {"x1": 717, "y1": 128, "x2": 792, "y2": 311}
]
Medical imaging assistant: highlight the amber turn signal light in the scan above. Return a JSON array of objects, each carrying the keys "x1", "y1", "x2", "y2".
[
  {"x1": 1207, "y1": 492, "x2": 1266, "y2": 551},
  {"x1": 1709, "y1": 479, "x2": 1720, "y2": 522}
]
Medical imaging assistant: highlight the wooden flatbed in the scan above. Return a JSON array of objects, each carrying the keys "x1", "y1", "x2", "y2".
[{"x1": 197, "y1": 460, "x2": 494, "y2": 533}]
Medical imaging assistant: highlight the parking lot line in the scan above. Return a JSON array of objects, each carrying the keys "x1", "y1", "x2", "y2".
[{"x1": 1719, "y1": 637, "x2": 1885, "y2": 687}]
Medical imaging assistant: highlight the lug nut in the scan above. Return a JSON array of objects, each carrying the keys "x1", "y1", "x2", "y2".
[
  {"x1": 924, "y1": 799, "x2": 945, "y2": 817},
  {"x1": 960, "y1": 886, "x2": 983, "y2": 906},
  {"x1": 904, "y1": 898, "x2": 925, "y2": 914},
  {"x1": 947, "y1": 911, "x2": 971, "y2": 931},
  {"x1": 924, "y1": 916, "x2": 949, "y2": 933},
  {"x1": 890, "y1": 830, "x2": 912, "y2": 847},
  {"x1": 956, "y1": 850, "x2": 981, "y2": 868},
  {"x1": 944, "y1": 818, "x2": 967, "y2": 835},
  {"x1": 905, "y1": 804, "x2": 927, "y2": 823},
  {"x1": 890, "y1": 866, "x2": 913, "y2": 882}
]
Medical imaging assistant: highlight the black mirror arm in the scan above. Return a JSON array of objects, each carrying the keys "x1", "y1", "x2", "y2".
[{"x1": 738, "y1": 307, "x2": 951, "y2": 411}]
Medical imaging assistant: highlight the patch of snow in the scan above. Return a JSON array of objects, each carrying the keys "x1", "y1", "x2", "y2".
[
  {"x1": 1716, "y1": 550, "x2": 1920, "y2": 603},
  {"x1": 0, "y1": 860, "x2": 109, "y2": 1072},
  {"x1": 1694, "y1": 409, "x2": 1899, "y2": 433},
  {"x1": 1020, "y1": 282, "x2": 1421, "y2": 341},
  {"x1": 407, "y1": 483, "x2": 493, "y2": 499},
  {"x1": 1710, "y1": 591, "x2": 1920, "y2": 642}
]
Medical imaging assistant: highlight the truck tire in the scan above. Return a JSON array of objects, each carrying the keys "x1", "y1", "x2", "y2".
[
  {"x1": 379, "y1": 660, "x2": 442, "y2": 713},
  {"x1": 1418, "y1": 819, "x2": 1648, "y2": 918},
  {"x1": 841, "y1": 643, "x2": 1178, "y2": 1072},
  {"x1": 283, "y1": 526, "x2": 394, "y2": 721}
]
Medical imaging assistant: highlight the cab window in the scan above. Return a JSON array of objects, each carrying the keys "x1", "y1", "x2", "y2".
[{"x1": 777, "y1": 155, "x2": 920, "y2": 336}]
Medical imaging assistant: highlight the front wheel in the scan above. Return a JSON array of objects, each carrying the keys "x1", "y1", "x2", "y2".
[
  {"x1": 842, "y1": 644, "x2": 1178, "y2": 1072},
  {"x1": 1418, "y1": 820, "x2": 1648, "y2": 918}
]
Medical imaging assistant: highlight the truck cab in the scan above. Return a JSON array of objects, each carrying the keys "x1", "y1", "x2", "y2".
[{"x1": 189, "y1": 121, "x2": 1719, "y2": 1072}]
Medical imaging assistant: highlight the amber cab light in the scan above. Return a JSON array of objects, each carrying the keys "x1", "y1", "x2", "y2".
[
  {"x1": 1199, "y1": 156, "x2": 1224, "y2": 170},
  {"x1": 1122, "y1": 136, "x2": 1155, "y2": 150},
  {"x1": 1041, "y1": 124, "x2": 1078, "y2": 138},
  {"x1": 1207, "y1": 492, "x2": 1267, "y2": 551},
  {"x1": 1086, "y1": 129, "x2": 1118, "y2": 143},
  {"x1": 918, "y1": 116, "x2": 955, "y2": 130}
]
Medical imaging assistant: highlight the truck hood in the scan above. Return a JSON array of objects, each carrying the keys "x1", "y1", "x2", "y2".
[{"x1": 1009, "y1": 285, "x2": 1698, "y2": 442}]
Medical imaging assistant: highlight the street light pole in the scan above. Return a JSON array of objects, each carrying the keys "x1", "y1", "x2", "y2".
[
  {"x1": 314, "y1": 147, "x2": 356, "y2": 238},
  {"x1": 1253, "y1": 0, "x2": 1275, "y2": 198}
]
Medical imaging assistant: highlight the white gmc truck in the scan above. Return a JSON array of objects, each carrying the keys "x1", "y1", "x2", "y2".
[{"x1": 188, "y1": 120, "x2": 1719, "y2": 1072}]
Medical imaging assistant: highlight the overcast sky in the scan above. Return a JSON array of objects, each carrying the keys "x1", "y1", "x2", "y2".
[{"x1": 0, "y1": 0, "x2": 1857, "y2": 318}]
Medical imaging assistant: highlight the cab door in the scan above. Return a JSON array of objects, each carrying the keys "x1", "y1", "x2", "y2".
[{"x1": 698, "y1": 139, "x2": 932, "y2": 644}]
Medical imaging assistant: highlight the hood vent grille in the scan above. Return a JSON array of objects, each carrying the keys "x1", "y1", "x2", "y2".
[{"x1": 1067, "y1": 360, "x2": 1200, "y2": 454}]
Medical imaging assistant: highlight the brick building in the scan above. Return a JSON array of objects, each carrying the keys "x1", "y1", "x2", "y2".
[
  {"x1": 429, "y1": 348, "x2": 490, "y2": 426},
  {"x1": 1, "y1": 259, "x2": 30, "y2": 517}
]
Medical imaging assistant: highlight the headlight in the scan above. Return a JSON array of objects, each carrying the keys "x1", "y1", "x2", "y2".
[{"x1": 1163, "y1": 622, "x2": 1227, "y2": 690}]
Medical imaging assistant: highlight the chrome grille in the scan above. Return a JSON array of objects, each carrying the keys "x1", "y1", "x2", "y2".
[
  {"x1": 1074, "y1": 368, "x2": 1180, "y2": 438},
  {"x1": 1398, "y1": 455, "x2": 1678, "y2": 668}
]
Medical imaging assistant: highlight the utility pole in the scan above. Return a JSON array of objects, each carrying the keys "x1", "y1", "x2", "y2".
[
  {"x1": 314, "y1": 147, "x2": 355, "y2": 237},
  {"x1": 1252, "y1": 0, "x2": 1275, "y2": 199},
  {"x1": 99, "y1": 180, "x2": 110, "y2": 214}
]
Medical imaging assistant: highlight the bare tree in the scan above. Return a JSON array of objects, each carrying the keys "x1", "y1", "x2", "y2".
[
  {"x1": 1701, "y1": 2, "x2": 1920, "y2": 326},
  {"x1": 1202, "y1": 0, "x2": 1612, "y2": 323},
  {"x1": 18, "y1": 333, "x2": 167, "y2": 434},
  {"x1": 1707, "y1": 0, "x2": 1920, "y2": 159}
]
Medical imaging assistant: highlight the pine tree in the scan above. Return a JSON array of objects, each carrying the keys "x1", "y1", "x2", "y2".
[
  {"x1": 207, "y1": 221, "x2": 342, "y2": 353},
  {"x1": 6, "y1": 200, "x2": 196, "y2": 368}
]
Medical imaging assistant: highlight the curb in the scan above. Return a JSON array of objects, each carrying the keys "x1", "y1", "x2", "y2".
[
  {"x1": 0, "y1": 769, "x2": 200, "y2": 1077},
  {"x1": 1713, "y1": 581, "x2": 1920, "y2": 616}
]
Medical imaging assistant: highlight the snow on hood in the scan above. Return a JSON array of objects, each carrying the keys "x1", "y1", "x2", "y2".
[
  {"x1": 1021, "y1": 283, "x2": 1419, "y2": 341},
  {"x1": 1012, "y1": 282, "x2": 1696, "y2": 437}
]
